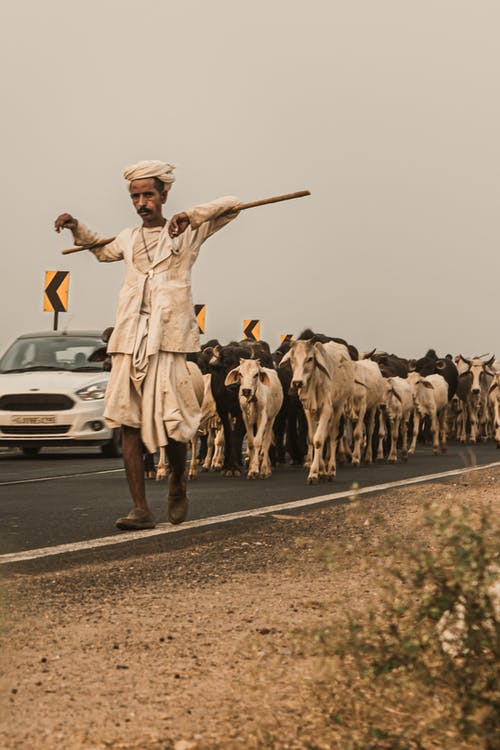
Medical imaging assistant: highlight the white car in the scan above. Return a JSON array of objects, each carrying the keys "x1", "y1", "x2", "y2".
[{"x1": 0, "y1": 330, "x2": 121, "y2": 457}]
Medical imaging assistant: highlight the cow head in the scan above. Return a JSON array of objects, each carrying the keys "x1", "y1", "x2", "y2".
[
  {"x1": 225, "y1": 358, "x2": 270, "y2": 400},
  {"x1": 458, "y1": 354, "x2": 496, "y2": 398},
  {"x1": 279, "y1": 340, "x2": 330, "y2": 394}
]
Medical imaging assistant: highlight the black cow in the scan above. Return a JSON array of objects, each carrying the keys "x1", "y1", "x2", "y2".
[{"x1": 414, "y1": 349, "x2": 458, "y2": 400}]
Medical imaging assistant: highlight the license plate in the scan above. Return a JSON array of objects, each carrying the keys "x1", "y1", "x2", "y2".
[{"x1": 10, "y1": 415, "x2": 57, "y2": 425}]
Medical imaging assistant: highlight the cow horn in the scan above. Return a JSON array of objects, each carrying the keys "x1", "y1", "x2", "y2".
[
  {"x1": 485, "y1": 354, "x2": 495, "y2": 367},
  {"x1": 459, "y1": 354, "x2": 471, "y2": 366}
]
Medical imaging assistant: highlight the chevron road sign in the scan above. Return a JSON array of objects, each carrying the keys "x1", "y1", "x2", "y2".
[
  {"x1": 44, "y1": 271, "x2": 69, "y2": 312},
  {"x1": 280, "y1": 334, "x2": 294, "y2": 345},
  {"x1": 44, "y1": 271, "x2": 69, "y2": 331},
  {"x1": 243, "y1": 319, "x2": 260, "y2": 341},
  {"x1": 194, "y1": 304, "x2": 206, "y2": 334}
]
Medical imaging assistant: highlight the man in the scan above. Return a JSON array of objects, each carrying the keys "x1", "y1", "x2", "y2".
[{"x1": 55, "y1": 160, "x2": 239, "y2": 531}]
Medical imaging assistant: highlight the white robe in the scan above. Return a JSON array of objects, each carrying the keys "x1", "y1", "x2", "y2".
[{"x1": 72, "y1": 197, "x2": 239, "y2": 451}]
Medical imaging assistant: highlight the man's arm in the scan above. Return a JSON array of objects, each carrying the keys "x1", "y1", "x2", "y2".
[
  {"x1": 169, "y1": 196, "x2": 240, "y2": 241},
  {"x1": 54, "y1": 213, "x2": 123, "y2": 262}
]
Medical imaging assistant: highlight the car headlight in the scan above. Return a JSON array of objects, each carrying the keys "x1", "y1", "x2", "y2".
[{"x1": 76, "y1": 380, "x2": 108, "y2": 401}]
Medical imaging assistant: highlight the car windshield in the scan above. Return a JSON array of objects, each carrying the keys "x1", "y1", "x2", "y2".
[{"x1": 0, "y1": 336, "x2": 106, "y2": 373}]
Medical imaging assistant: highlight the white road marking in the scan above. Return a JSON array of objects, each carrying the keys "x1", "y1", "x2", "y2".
[
  {"x1": 2, "y1": 461, "x2": 499, "y2": 566},
  {"x1": 0, "y1": 468, "x2": 124, "y2": 486}
]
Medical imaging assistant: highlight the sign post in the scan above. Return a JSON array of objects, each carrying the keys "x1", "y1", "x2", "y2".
[
  {"x1": 243, "y1": 319, "x2": 260, "y2": 341},
  {"x1": 44, "y1": 271, "x2": 70, "y2": 331}
]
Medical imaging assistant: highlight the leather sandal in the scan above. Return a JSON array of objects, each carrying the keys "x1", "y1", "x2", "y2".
[{"x1": 115, "y1": 510, "x2": 156, "y2": 531}]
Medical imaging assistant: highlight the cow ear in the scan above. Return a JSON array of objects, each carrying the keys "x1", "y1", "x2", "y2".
[
  {"x1": 422, "y1": 380, "x2": 434, "y2": 389},
  {"x1": 314, "y1": 342, "x2": 331, "y2": 378},
  {"x1": 489, "y1": 382, "x2": 498, "y2": 393},
  {"x1": 224, "y1": 367, "x2": 240, "y2": 386},
  {"x1": 279, "y1": 349, "x2": 292, "y2": 367},
  {"x1": 259, "y1": 370, "x2": 271, "y2": 385}
]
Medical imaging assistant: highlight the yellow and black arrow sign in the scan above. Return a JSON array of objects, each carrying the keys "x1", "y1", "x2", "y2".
[
  {"x1": 280, "y1": 334, "x2": 294, "y2": 345},
  {"x1": 243, "y1": 319, "x2": 260, "y2": 341},
  {"x1": 44, "y1": 271, "x2": 70, "y2": 312},
  {"x1": 194, "y1": 303, "x2": 206, "y2": 334}
]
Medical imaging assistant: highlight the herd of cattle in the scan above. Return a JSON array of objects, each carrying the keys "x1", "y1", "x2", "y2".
[
  {"x1": 172, "y1": 328, "x2": 499, "y2": 485},
  {"x1": 97, "y1": 327, "x2": 500, "y2": 484}
]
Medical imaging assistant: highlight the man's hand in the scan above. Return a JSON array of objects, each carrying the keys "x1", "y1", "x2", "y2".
[
  {"x1": 54, "y1": 213, "x2": 78, "y2": 233},
  {"x1": 169, "y1": 212, "x2": 189, "y2": 238}
]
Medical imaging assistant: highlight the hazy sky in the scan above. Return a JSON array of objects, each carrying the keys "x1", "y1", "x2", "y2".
[{"x1": 1, "y1": 1, "x2": 499, "y2": 358}]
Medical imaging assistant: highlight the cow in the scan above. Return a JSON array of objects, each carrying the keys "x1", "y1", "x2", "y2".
[
  {"x1": 350, "y1": 358, "x2": 385, "y2": 465},
  {"x1": 455, "y1": 355, "x2": 495, "y2": 443},
  {"x1": 280, "y1": 339, "x2": 354, "y2": 484},
  {"x1": 408, "y1": 372, "x2": 448, "y2": 456},
  {"x1": 225, "y1": 358, "x2": 283, "y2": 479},
  {"x1": 488, "y1": 372, "x2": 500, "y2": 448},
  {"x1": 414, "y1": 349, "x2": 458, "y2": 401},
  {"x1": 370, "y1": 352, "x2": 410, "y2": 379},
  {"x1": 208, "y1": 343, "x2": 250, "y2": 475},
  {"x1": 380, "y1": 376, "x2": 414, "y2": 462}
]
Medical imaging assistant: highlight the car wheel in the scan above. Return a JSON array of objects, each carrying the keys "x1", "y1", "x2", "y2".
[
  {"x1": 22, "y1": 447, "x2": 41, "y2": 457},
  {"x1": 101, "y1": 428, "x2": 122, "y2": 458}
]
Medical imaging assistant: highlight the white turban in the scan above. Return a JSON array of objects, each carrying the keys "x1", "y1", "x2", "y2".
[{"x1": 123, "y1": 160, "x2": 176, "y2": 191}]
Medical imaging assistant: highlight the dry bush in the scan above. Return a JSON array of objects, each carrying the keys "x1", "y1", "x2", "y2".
[{"x1": 284, "y1": 503, "x2": 500, "y2": 750}]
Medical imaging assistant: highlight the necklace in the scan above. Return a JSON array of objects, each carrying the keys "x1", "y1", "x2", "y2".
[{"x1": 140, "y1": 227, "x2": 157, "y2": 264}]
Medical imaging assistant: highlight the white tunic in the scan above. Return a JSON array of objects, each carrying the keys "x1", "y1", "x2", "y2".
[{"x1": 72, "y1": 196, "x2": 239, "y2": 451}]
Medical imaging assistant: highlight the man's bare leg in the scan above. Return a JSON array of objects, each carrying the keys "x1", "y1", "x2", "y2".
[
  {"x1": 115, "y1": 426, "x2": 156, "y2": 530},
  {"x1": 165, "y1": 438, "x2": 188, "y2": 524}
]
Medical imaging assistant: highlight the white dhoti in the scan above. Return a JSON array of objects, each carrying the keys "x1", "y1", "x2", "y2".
[{"x1": 104, "y1": 315, "x2": 201, "y2": 453}]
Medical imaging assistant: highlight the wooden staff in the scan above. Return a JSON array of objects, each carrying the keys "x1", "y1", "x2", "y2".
[{"x1": 60, "y1": 189, "x2": 311, "y2": 254}]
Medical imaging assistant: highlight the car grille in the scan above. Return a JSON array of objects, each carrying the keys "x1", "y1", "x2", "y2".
[
  {"x1": 1, "y1": 425, "x2": 71, "y2": 435},
  {"x1": 0, "y1": 394, "x2": 74, "y2": 411}
]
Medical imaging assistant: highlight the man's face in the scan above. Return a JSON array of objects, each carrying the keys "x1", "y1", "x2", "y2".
[{"x1": 129, "y1": 178, "x2": 167, "y2": 225}]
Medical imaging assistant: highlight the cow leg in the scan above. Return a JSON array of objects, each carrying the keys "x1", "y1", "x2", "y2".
[
  {"x1": 409, "y1": 412, "x2": 420, "y2": 456},
  {"x1": 468, "y1": 399, "x2": 478, "y2": 444},
  {"x1": 245, "y1": 417, "x2": 259, "y2": 480},
  {"x1": 401, "y1": 416, "x2": 409, "y2": 461},
  {"x1": 439, "y1": 409, "x2": 447, "y2": 453},
  {"x1": 458, "y1": 400, "x2": 467, "y2": 443},
  {"x1": 303, "y1": 408, "x2": 316, "y2": 471},
  {"x1": 351, "y1": 404, "x2": 366, "y2": 467},
  {"x1": 213, "y1": 426, "x2": 225, "y2": 470},
  {"x1": 326, "y1": 409, "x2": 343, "y2": 480},
  {"x1": 388, "y1": 415, "x2": 400, "y2": 462},
  {"x1": 364, "y1": 408, "x2": 376, "y2": 463},
  {"x1": 259, "y1": 420, "x2": 274, "y2": 479},
  {"x1": 143, "y1": 449, "x2": 156, "y2": 480},
  {"x1": 308, "y1": 410, "x2": 330, "y2": 485},
  {"x1": 188, "y1": 435, "x2": 198, "y2": 480},
  {"x1": 430, "y1": 412, "x2": 440, "y2": 455},
  {"x1": 376, "y1": 409, "x2": 386, "y2": 461},
  {"x1": 202, "y1": 428, "x2": 215, "y2": 471},
  {"x1": 156, "y1": 445, "x2": 168, "y2": 480}
]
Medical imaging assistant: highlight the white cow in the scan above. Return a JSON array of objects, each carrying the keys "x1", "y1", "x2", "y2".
[
  {"x1": 280, "y1": 340, "x2": 354, "y2": 484},
  {"x1": 380, "y1": 376, "x2": 414, "y2": 462},
  {"x1": 456, "y1": 355, "x2": 495, "y2": 443},
  {"x1": 350, "y1": 359, "x2": 386, "y2": 465},
  {"x1": 225, "y1": 358, "x2": 283, "y2": 479},
  {"x1": 488, "y1": 372, "x2": 500, "y2": 448},
  {"x1": 408, "y1": 372, "x2": 448, "y2": 456}
]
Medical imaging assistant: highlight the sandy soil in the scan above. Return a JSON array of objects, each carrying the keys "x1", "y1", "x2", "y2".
[{"x1": 1, "y1": 467, "x2": 498, "y2": 750}]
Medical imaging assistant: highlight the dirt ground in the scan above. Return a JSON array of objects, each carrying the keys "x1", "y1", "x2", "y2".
[{"x1": 1, "y1": 467, "x2": 498, "y2": 750}]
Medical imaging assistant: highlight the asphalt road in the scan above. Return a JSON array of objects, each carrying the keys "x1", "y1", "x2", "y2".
[{"x1": 1, "y1": 441, "x2": 499, "y2": 557}]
